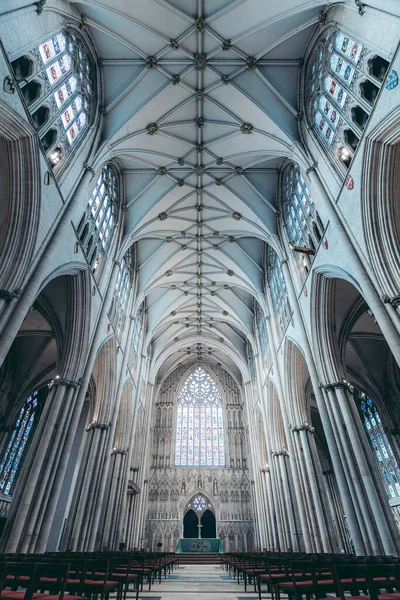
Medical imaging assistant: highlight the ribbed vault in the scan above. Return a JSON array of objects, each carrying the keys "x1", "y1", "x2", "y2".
[{"x1": 70, "y1": 0, "x2": 339, "y2": 378}]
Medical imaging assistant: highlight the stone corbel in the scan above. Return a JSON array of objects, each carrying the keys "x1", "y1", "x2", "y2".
[
  {"x1": 306, "y1": 161, "x2": 318, "y2": 175},
  {"x1": 83, "y1": 162, "x2": 96, "y2": 180},
  {"x1": 354, "y1": 0, "x2": 366, "y2": 15},
  {"x1": 35, "y1": 0, "x2": 46, "y2": 14}
]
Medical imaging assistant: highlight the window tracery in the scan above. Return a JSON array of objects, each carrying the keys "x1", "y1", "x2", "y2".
[
  {"x1": 175, "y1": 367, "x2": 225, "y2": 467},
  {"x1": 0, "y1": 391, "x2": 39, "y2": 495},
  {"x1": 186, "y1": 495, "x2": 212, "y2": 514},
  {"x1": 306, "y1": 28, "x2": 388, "y2": 170},
  {"x1": 268, "y1": 249, "x2": 291, "y2": 332},
  {"x1": 281, "y1": 163, "x2": 324, "y2": 282},
  {"x1": 11, "y1": 30, "x2": 96, "y2": 167},
  {"x1": 357, "y1": 393, "x2": 400, "y2": 501},
  {"x1": 77, "y1": 164, "x2": 119, "y2": 276}
]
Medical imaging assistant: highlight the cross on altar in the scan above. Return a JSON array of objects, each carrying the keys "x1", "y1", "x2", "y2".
[{"x1": 197, "y1": 519, "x2": 203, "y2": 539}]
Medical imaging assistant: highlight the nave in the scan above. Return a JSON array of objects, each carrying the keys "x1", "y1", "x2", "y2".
[
  {"x1": 137, "y1": 564, "x2": 250, "y2": 600},
  {"x1": 0, "y1": 0, "x2": 400, "y2": 565}
]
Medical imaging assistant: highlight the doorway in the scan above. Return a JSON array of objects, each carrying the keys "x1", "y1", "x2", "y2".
[
  {"x1": 183, "y1": 509, "x2": 198, "y2": 538},
  {"x1": 201, "y1": 509, "x2": 216, "y2": 538}
]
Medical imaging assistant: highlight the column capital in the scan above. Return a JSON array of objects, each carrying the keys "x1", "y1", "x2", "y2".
[
  {"x1": 111, "y1": 448, "x2": 127, "y2": 456},
  {"x1": 382, "y1": 294, "x2": 400, "y2": 310},
  {"x1": 86, "y1": 421, "x2": 111, "y2": 431},
  {"x1": 271, "y1": 449, "x2": 289, "y2": 457},
  {"x1": 0, "y1": 289, "x2": 21, "y2": 303},
  {"x1": 323, "y1": 381, "x2": 349, "y2": 392},
  {"x1": 290, "y1": 423, "x2": 315, "y2": 433},
  {"x1": 48, "y1": 377, "x2": 82, "y2": 390}
]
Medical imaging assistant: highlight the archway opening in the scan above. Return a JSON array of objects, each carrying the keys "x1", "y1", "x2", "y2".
[
  {"x1": 183, "y1": 509, "x2": 198, "y2": 538},
  {"x1": 201, "y1": 509, "x2": 216, "y2": 538}
]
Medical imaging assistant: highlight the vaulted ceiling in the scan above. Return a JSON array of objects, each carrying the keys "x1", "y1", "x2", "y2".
[{"x1": 71, "y1": 0, "x2": 339, "y2": 381}]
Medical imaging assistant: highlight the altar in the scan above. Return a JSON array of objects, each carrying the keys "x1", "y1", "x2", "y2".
[{"x1": 176, "y1": 538, "x2": 224, "y2": 553}]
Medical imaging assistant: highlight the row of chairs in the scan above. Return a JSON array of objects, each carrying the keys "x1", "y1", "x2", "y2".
[
  {"x1": 0, "y1": 551, "x2": 178, "y2": 600},
  {"x1": 222, "y1": 551, "x2": 400, "y2": 600}
]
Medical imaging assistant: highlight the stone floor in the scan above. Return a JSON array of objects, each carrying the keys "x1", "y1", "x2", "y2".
[{"x1": 130, "y1": 564, "x2": 261, "y2": 600}]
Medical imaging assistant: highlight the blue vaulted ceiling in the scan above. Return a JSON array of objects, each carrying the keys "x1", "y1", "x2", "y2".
[{"x1": 69, "y1": 0, "x2": 338, "y2": 381}]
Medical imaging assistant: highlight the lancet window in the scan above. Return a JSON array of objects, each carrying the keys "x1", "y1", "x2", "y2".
[
  {"x1": 357, "y1": 393, "x2": 400, "y2": 501},
  {"x1": 77, "y1": 164, "x2": 119, "y2": 276},
  {"x1": 175, "y1": 367, "x2": 225, "y2": 467},
  {"x1": 11, "y1": 30, "x2": 96, "y2": 167},
  {"x1": 281, "y1": 163, "x2": 324, "y2": 282},
  {"x1": 0, "y1": 391, "x2": 40, "y2": 495},
  {"x1": 268, "y1": 249, "x2": 291, "y2": 332},
  {"x1": 109, "y1": 249, "x2": 133, "y2": 335},
  {"x1": 306, "y1": 27, "x2": 389, "y2": 170}
]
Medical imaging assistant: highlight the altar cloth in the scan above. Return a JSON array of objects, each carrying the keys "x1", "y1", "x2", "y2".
[{"x1": 176, "y1": 538, "x2": 224, "y2": 552}]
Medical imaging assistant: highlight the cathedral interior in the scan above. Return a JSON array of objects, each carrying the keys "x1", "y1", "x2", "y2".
[{"x1": 0, "y1": 0, "x2": 400, "y2": 586}]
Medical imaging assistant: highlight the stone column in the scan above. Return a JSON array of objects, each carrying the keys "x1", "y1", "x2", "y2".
[
  {"x1": 333, "y1": 382, "x2": 400, "y2": 555},
  {"x1": 294, "y1": 423, "x2": 331, "y2": 552},
  {"x1": 322, "y1": 383, "x2": 372, "y2": 553},
  {"x1": 264, "y1": 315, "x2": 313, "y2": 551},
  {"x1": 322, "y1": 469, "x2": 352, "y2": 553},
  {"x1": 272, "y1": 450, "x2": 297, "y2": 551},
  {"x1": 280, "y1": 259, "x2": 366, "y2": 554}
]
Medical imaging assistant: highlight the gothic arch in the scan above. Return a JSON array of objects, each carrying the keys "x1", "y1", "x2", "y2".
[
  {"x1": 283, "y1": 339, "x2": 311, "y2": 425},
  {"x1": 362, "y1": 108, "x2": 400, "y2": 299},
  {"x1": 312, "y1": 271, "x2": 400, "y2": 550},
  {"x1": 0, "y1": 99, "x2": 41, "y2": 293}
]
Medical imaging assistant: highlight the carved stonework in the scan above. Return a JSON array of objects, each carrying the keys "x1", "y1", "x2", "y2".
[
  {"x1": 35, "y1": 0, "x2": 46, "y2": 14},
  {"x1": 194, "y1": 53, "x2": 207, "y2": 71},
  {"x1": 246, "y1": 57, "x2": 257, "y2": 70},
  {"x1": 195, "y1": 17, "x2": 205, "y2": 32},
  {"x1": 240, "y1": 122, "x2": 253, "y2": 134},
  {"x1": 146, "y1": 56, "x2": 157, "y2": 69},
  {"x1": 194, "y1": 165, "x2": 205, "y2": 176},
  {"x1": 147, "y1": 123, "x2": 159, "y2": 135}
]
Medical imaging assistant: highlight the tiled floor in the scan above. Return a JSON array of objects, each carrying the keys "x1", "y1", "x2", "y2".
[{"x1": 132, "y1": 564, "x2": 260, "y2": 600}]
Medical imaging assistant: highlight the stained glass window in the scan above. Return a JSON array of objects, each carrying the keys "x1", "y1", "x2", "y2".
[
  {"x1": 175, "y1": 367, "x2": 225, "y2": 467},
  {"x1": 358, "y1": 394, "x2": 400, "y2": 501},
  {"x1": 307, "y1": 28, "x2": 367, "y2": 164},
  {"x1": 0, "y1": 392, "x2": 39, "y2": 495},
  {"x1": 186, "y1": 495, "x2": 212, "y2": 513},
  {"x1": 280, "y1": 163, "x2": 324, "y2": 282},
  {"x1": 268, "y1": 249, "x2": 291, "y2": 332},
  {"x1": 78, "y1": 163, "x2": 119, "y2": 274},
  {"x1": 37, "y1": 31, "x2": 91, "y2": 151}
]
